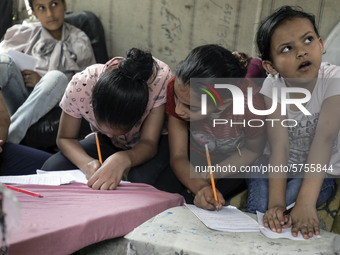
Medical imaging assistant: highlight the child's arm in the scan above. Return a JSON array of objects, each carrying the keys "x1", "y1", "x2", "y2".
[
  {"x1": 290, "y1": 95, "x2": 340, "y2": 239},
  {"x1": 262, "y1": 97, "x2": 290, "y2": 233},
  {"x1": 193, "y1": 134, "x2": 265, "y2": 210},
  {"x1": 168, "y1": 115, "x2": 225, "y2": 210},
  {"x1": 57, "y1": 111, "x2": 101, "y2": 178},
  {"x1": 87, "y1": 104, "x2": 166, "y2": 190}
]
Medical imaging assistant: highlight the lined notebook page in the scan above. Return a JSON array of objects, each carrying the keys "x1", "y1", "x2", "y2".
[{"x1": 185, "y1": 204, "x2": 261, "y2": 232}]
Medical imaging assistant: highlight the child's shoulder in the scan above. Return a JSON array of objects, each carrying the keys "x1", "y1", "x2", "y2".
[
  {"x1": 4, "y1": 22, "x2": 41, "y2": 39},
  {"x1": 319, "y1": 62, "x2": 340, "y2": 79},
  {"x1": 153, "y1": 57, "x2": 172, "y2": 75},
  {"x1": 71, "y1": 63, "x2": 105, "y2": 86},
  {"x1": 63, "y1": 22, "x2": 88, "y2": 37}
]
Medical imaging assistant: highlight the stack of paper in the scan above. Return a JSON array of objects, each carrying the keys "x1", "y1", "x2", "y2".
[
  {"x1": 185, "y1": 204, "x2": 261, "y2": 232},
  {"x1": 0, "y1": 170, "x2": 87, "y2": 186}
]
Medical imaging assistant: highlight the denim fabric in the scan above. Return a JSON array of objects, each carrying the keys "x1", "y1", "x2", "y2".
[
  {"x1": 0, "y1": 54, "x2": 68, "y2": 143},
  {"x1": 0, "y1": 54, "x2": 29, "y2": 115},
  {"x1": 246, "y1": 175, "x2": 337, "y2": 213}
]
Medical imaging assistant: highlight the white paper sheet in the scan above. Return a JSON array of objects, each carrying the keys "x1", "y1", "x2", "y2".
[
  {"x1": 0, "y1": 174, "x2": 63, "y2": 186},
  {"x1": 7, "y1": 50, "x2": 38, "y2": 71},
  {"x1": 0, "y1": 169, "x2": 130, "y2": 186},
  {"x1": 256, "y1": 211, "x2": 320, "y2": 240},
  {"x1": 185, "y1": 204, "x2": 262, "y2": 232},
  {"x1": 0, "y1": 170, "x2": 86, "y2": 186},
  {"x1": 36, "y1": 169, "x2": 88, "y2": 184}
]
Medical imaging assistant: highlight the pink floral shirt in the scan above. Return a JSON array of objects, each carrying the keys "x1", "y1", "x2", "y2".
[{"x1": 60, "y1": 57, "x2": 172, "y2": 149}]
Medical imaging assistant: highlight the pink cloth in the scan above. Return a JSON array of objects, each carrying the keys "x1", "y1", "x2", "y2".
[{"x1": 8, "y1": 183, "x2": 184, "y2": 255}]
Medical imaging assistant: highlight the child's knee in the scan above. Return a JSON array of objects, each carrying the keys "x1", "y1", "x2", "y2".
[
  {"x1": 44, "y1": 70, "x2": 68, "y2": 85},
  {"x1": 0, "y1": 54, "x2": 17, "y2": 72},
  {"x1": 38, "y1": 71, "x2": 68, "y2": 96},
  {"x1": 0, "y1": 54, "x2": 13, "y2": 64}
]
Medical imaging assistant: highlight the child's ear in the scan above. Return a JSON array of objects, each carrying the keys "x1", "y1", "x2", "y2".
[
  {"x1": 319, "y1": 37, "x2": 325, "y2": 54},
  {"x1": 217, "y1": 98, "x2": 233, "y2": 112},
  {"x1": 262, "y1": 60, "x2": 278, "y2": 75}
]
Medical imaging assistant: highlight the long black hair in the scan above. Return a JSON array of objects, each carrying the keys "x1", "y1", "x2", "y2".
[
  {"x1": 176, "y1": 44, "x2": 247, "y2": 84},
  {"x1": 176, "y1": 44, "x2": 248, "y2": 100},
  {"x1": 92, "y1": 48, "x2": 156, "y2": 131}
]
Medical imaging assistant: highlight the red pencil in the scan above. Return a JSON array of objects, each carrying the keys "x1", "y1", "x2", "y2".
[{"x1": 3, "y1": 184, "x2": 43, "y2": 198}]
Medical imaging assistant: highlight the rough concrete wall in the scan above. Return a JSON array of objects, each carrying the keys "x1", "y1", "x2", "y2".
[{"x1": 66, "y1": 0, "x2": 340, "y2": 70}]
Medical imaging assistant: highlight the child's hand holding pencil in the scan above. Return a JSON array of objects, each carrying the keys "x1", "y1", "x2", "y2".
[
  {"x1": 193, "y1": 144, "x2": 225, "y2": 210},
  {"x1": 194, "y1": 185, "x2": 225, "y2": 210},
  {"x1": 84, "y1": 160, "x2": 101, "y2": 180}
]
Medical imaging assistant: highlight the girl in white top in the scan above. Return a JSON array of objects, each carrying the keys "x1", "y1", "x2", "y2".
[{"x1": 253, "y1": 6, "x2": 340, "y2": 239}]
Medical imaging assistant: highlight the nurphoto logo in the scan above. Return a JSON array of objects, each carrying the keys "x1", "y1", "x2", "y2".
[
  {"x1": 195, "y1": 78, "x2": 312, "y2": 128},
  {"x1": 201, "y1": 84, "x2": 311, "y2": 116}
]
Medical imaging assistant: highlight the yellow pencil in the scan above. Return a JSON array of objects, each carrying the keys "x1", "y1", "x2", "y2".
[
  {"x1": 204, "y1": 144, "x2": 218, "y2": 202},
  {"x1": 95, "y1": 132, "x2": 103, "y2": 165}
]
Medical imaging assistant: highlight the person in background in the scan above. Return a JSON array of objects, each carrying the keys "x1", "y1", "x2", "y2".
[
  {"x1": 0, "y1": 0, "x2": 96, "y2": 144},
  {"x1": 0, "y1": 90, "x2": 51, "y2": 175}
]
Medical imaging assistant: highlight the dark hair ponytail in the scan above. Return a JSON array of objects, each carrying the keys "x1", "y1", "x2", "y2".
[
  {"x1": 92, "y1": 48, "x2": 155, "y2": 130},
  {"x1": 118, "y1": 48, "x2": 154, "y2": 82}
]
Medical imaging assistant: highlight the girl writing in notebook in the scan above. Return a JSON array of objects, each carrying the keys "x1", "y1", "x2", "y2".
[
  {"x1": 247, "y1": 5, "x2": 338, "y2": 239},
  {"x1": 42, "y1": 48, "x2": 172, "y2": 190},
  {"x1": 166, "y1": 44, "x2": 266, "y2": 210},
  {"x1": 0, "y1": 0, "x2": 95, "y2": 144}
]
